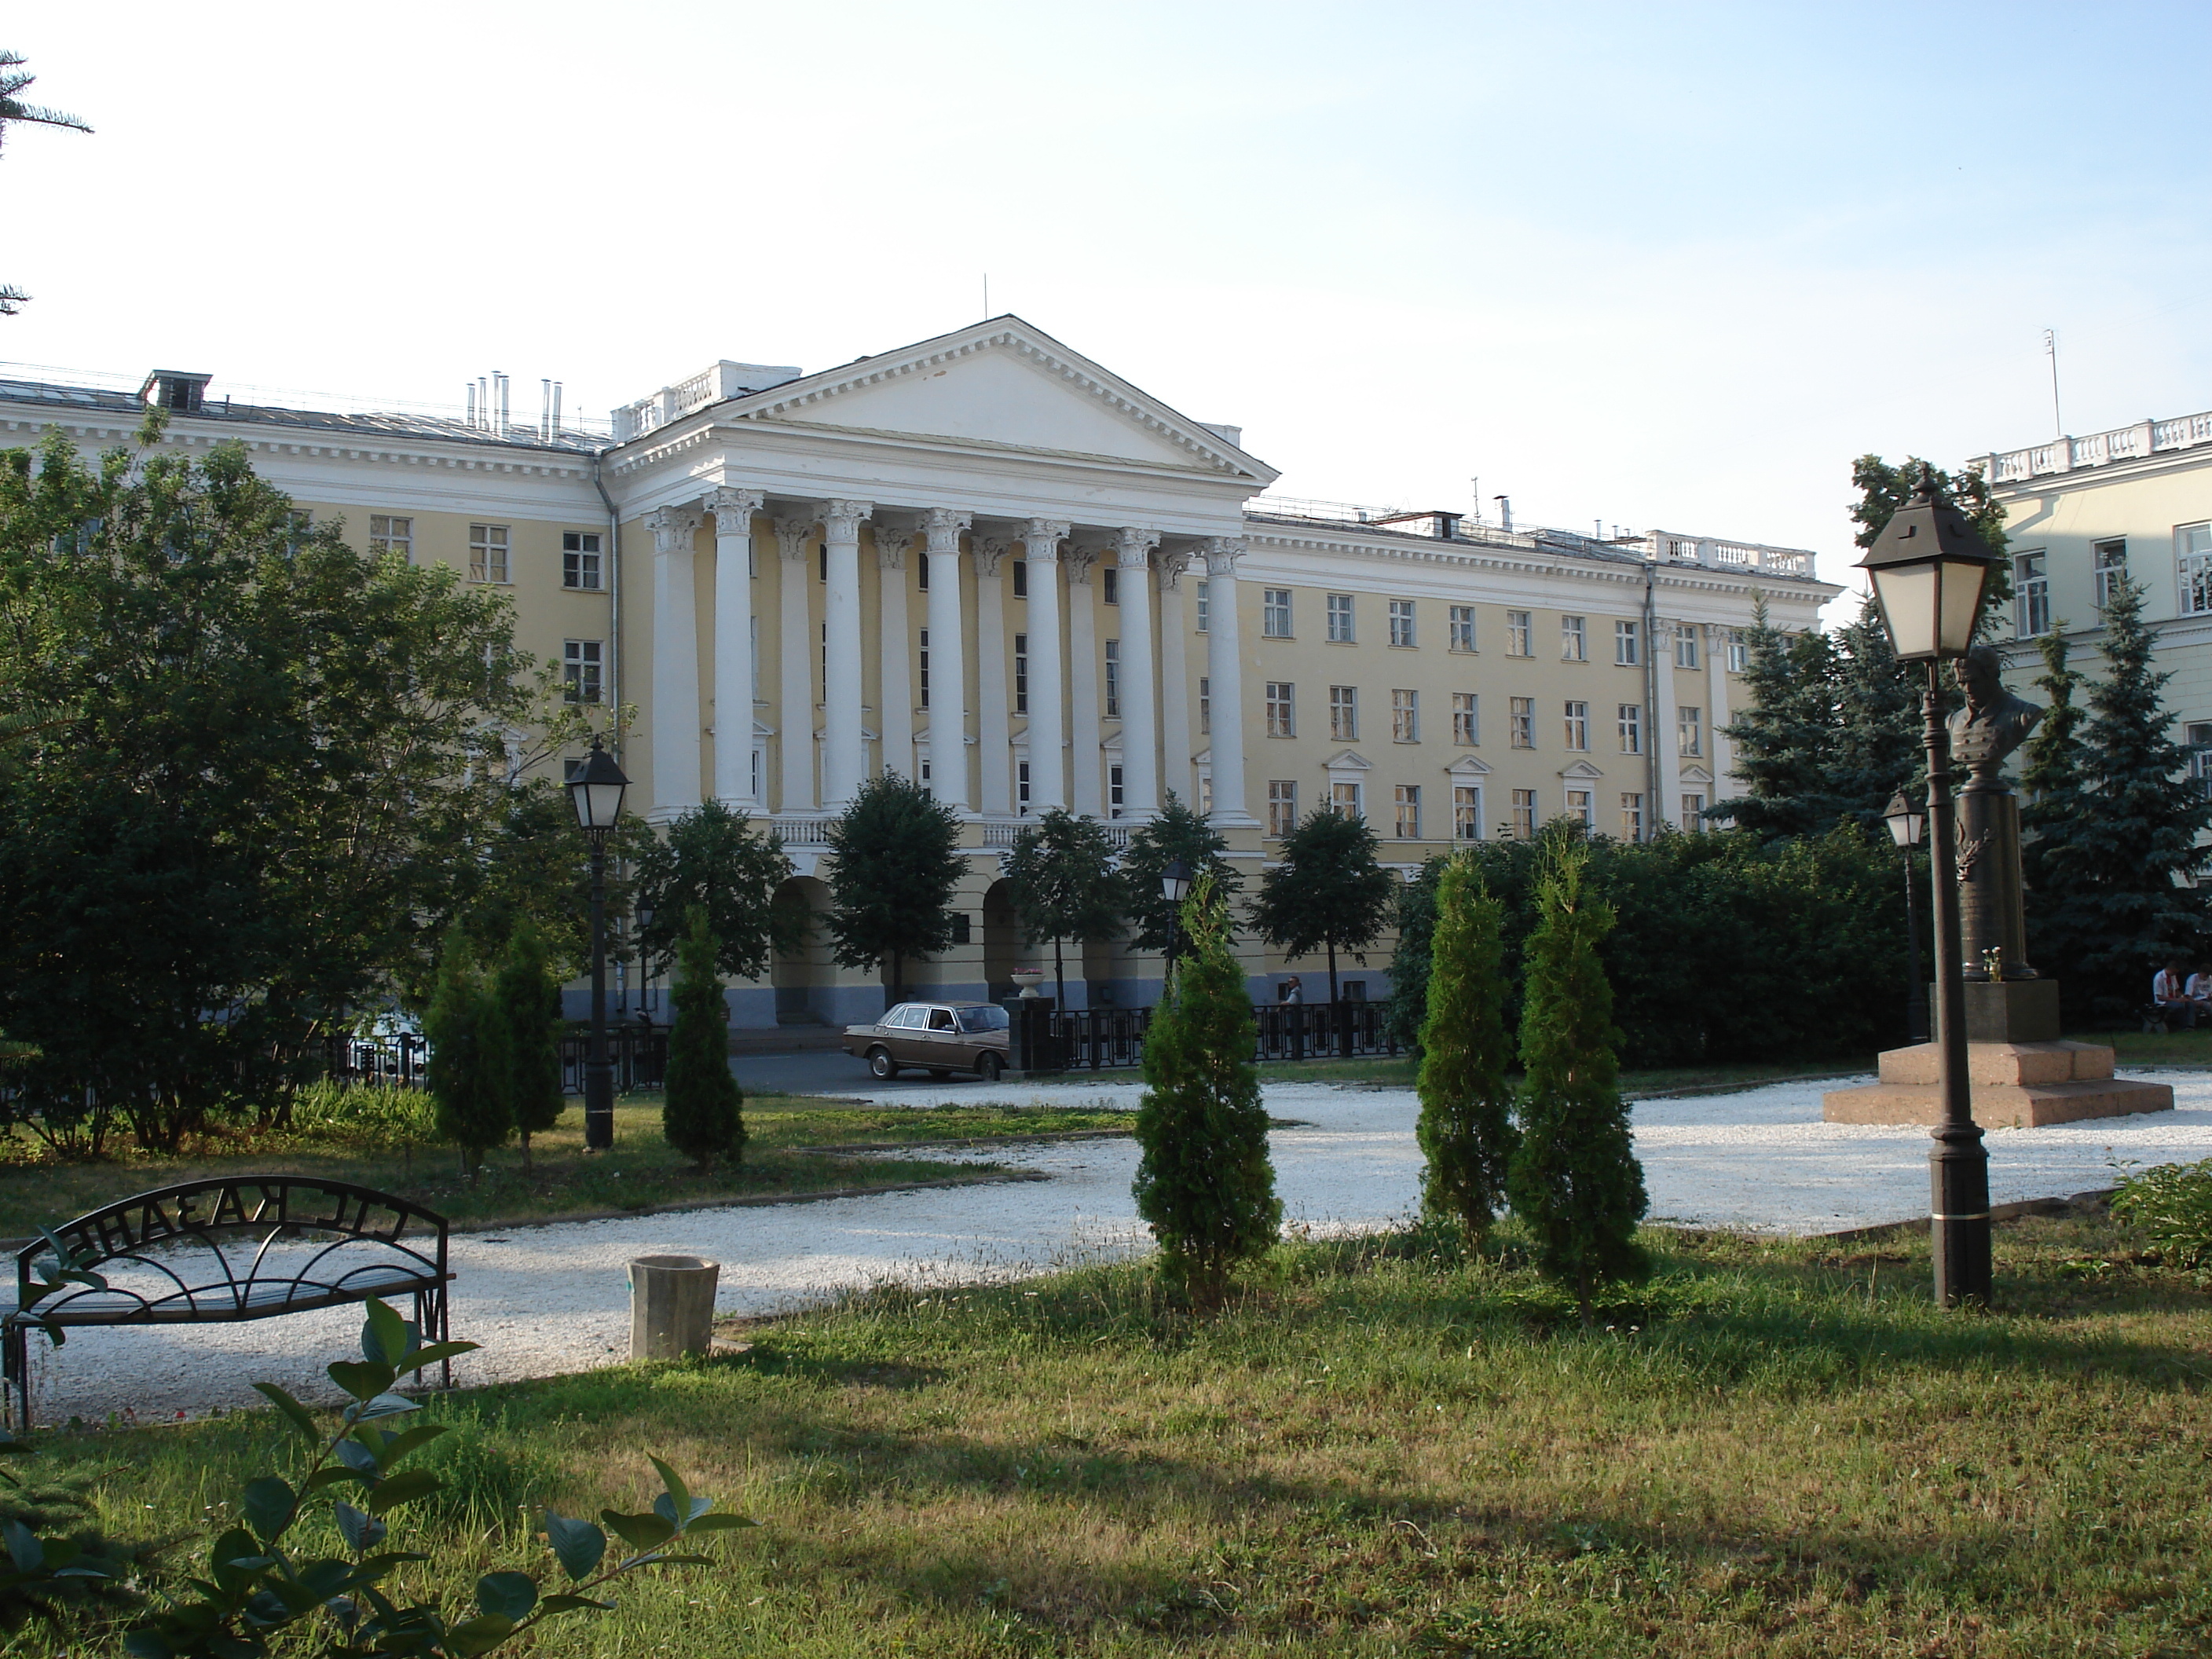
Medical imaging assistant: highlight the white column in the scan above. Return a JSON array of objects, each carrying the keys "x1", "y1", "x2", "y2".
[
  {"x1": 1157, "y1": 551, "x2": 1192, "y2": 807},
  {"x1": 1654, "y1": 619, "x2": 1682, "y2": 826},
  {"x1": 1707, "y1": 624, "x2": 1734, "y2": 804},
  {"x1": 774, "y1": 516, "x2": 816, "y2": 813},
  {"x1": 921, "y1": 507, "x2": 972, "y2": 809},
  {"x1": 874, "y1": 525, "x2": 915, "y2": 781},
  {"x1": 1203, "y1": 537, "x2": 1252, "y2": 823},
  {"x1": 819, "y1": 498, "x2": 871, "y2": 808},
  {"x1": 1023, "y1": 519, "x2": 1069, "y2": 812},
  {"x1": 1066, "y1": 546, "x2": 1104, "y2": 818},
  {"x1": 646, "y1": 506, "x2": 705, "y2": 819},
  {"x1": 704, "y1": 486, "x2": 764, "y2": 810},
  {"x1": 1113, "y1": 526, "x2": 1161, "y2": 819},
  {"x1": 974, "y1": 536, "x2": 1013, "y2": 815}
]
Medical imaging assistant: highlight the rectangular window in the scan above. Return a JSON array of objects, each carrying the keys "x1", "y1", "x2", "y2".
[
  {"x1": 1199, "y1": 771, "x2": 1213, "y2": 815},
  {"x1": 1454, "y1": 786, "x2": 1481, "y2": 840},
  {"x1": 1265, "y1": 681, "x2": 1295, "y2": 738},
  {"x1": 1452, "y1": 691, "x2": 1478, "y2": 745},
  {"x1": 1506, "y1": 610, "x2": 1532, "y2": 656},
  {"x1": 2188, "y1": 723, "x2": 2212, "y2": 797},
  {"x1": 1326, "y1": 592, "x2": 1355, "y2": 643},
  {"x1": 1014, "y1": 634, "x2": 1029, "y2": 714},
  {"x1": 1012, "y1": 559, "x2": 1027, "y2": 599},
  {"x1": 1389, "y1": 599, "x2": 1415, "y2": 647},
  {"x1": 368, "y1": 514, "x2": 412, "y2": 561},
  {"x1": 1562, "y1": 615, "x2": 1587, "y2": 661},
  {"x1": 819, "y1": 545, "x2": 827, "y2": 583},
  {"x1": 1018, "y1": 762, "x2": 1032, "y2": 815},
  {"x1": 562, "y1": 639, "x2": 602, "y2": 704},
  {"x1": 1681, "y1": 791, "x2": 1707, "y2": 824},
  {"x1": 1196, "y1": 580, "x2": 1210, "y2": 632},
  {"x1": 1509, "y1": 696, "x2": 1534, "y2": 749},
  {"x1": 1104, "y1": 639, "x2": 1121, "y2": 719},
  {"x1": 1263, "y1": 588, "x2": 1293, "y2": 637},
  {"x1": 1621, "y1": 792, "x2": 1645, "y2": 843},
  {"x1": 1392, "y1": 688, "x2": 1419, "y2": 742},
  {"x1": 918, "y1": 627, "x2": 929, "y2": 709},
  {"x1": 1566, "y1": 787, "x2": 1594, "y2": 828},
  {"x1": 562, "y1": 530, "x2": 603, "y2": 591},
  {"x1": 1103, "y1": 566, "x2": 1120, "y2": 606},
  {"x1": 1267, "y1": 779, "x2": 1298, "y2": 837},
  {"x1": 1615, "y1": 619, "x2": 1640, "y2": 665},
  {"x1": 1564, "y1": 700, "x2": 1589, "y2": 750},
  {"x1": 1618, "y1": 703, "x2": 1643, "y2": 754},
  {"x1": 917, "y1": 555, "x2": 929, "y2": 591},
  {"x1": 1109, "y1": 764, "x2": 1126, "y2": 819},
  {"x1": 1675, "y1": 624, "x2": 1699, "y2": 669},
  {"x1": 1678, "y1": 705, "x2": 1703, "y2": 756},
  {"x1": 2016, "y1": 551, "x2": 2050, "y2": 638},
  {"x1": 1511, "y1": 789, "x2": 1537, "y2": 838},
  {"x1": 1329, "y1": 684, "x2": 1359, "y2": 741},
  {"x1": 2095, "y1": 539, "x2": 2126, "y2": 610},
  {"x1": 1332, "y1": 780, "x2": 1364, "y2": 819},
  {"x1": 468, "y1": 522, "x2": 511, "y2": 584},
  {"x1": 1726, "y1": 629, "x2": 1749, "y2": 673},
  {"x1": 1199, "y1": 676, "x2": 1211, "y2": 734},
  {"x1": 1449, "y1": 604, "x2": 1476, "y2": 652},
  {"x1": 1394, "y1": 784, "x2": 1421, "y2": 839},
  {"x1": 2181, "y1": 526, "x2": 2212, "y2": 615}
]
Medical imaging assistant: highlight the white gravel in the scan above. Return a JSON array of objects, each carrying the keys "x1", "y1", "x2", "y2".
[{"x1": 29, "y1": 1071, "x2": 2212, "y2": 1424}]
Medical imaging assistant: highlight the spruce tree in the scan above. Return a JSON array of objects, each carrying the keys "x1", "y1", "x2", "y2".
[
  {"x1": 662, "y1": 907, "x2": 746, "y2": 1170},
  {"x1": 1132, "y1": 875, "x2": 1280, "y2": 1307},
  {"x1": 1415, "y1": 852, "x2": 1518, "y2": 1247},
  {"x1": 1828, "y1": 595, "x2": 1923, "y2": 835},
  {"x1": 425, "y1": 930, "x2": 511, "y2": 1183},
  {"x1": 493, "y1": 922, "x2": 565, "y2": 1172},
  {"x1": 1506, "y1": 837, "x2": 1648, "y2": 1317},
  {"x1": 823, "y1": 773, "x2": 965, "y2": 1003},
  {"x1": 1382, "y1": 855, "x2": 1445, "y2": 1051},
  {"x1": 2020, "y1": 625, "x2": 2088, "y2": 905},
  {"x1": 1714, "y1": 601, "x2": 1844, "y2": 836}
]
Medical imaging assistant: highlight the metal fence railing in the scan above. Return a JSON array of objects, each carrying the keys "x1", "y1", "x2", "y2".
[
  {"x1": 1038, "y1": 1001, "x2": 1402, "y2": 1071},
  {"x1": 320, "y1": 1031, "x2": 669, "y2": 1095}
]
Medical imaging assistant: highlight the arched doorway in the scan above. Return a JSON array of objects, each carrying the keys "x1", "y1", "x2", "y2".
[
  {"x1": 982, "y1": 879, "x2": 1021, "y2": 1004},
  {"x1": 771, "y1": 876, "x2": 832, "y2": 1025}
]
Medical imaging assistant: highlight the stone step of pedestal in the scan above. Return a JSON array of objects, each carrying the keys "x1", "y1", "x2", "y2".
[
  {"x1": 1823, "y1": 1075, "x2": 2173, "y2": 1129},
  {"x1": 1877, "y1": 1039, "x2": 2114, "y2": 1087}
]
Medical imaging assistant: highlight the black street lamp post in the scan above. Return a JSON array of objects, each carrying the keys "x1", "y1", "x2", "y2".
[
  {"x1": 635, "y1": 906, "x2": 657, "y2": 1022},
  {"x1": 1884, "y1": 789, "x2": 1929, "y2": 1045},
  {"x1": 1860, "y1": 489, "x2": 2000, "y2": 1309},
  {"x1": 1159, "y1": 859, "x2": 1194, "y2": 985},
  {"x1": 566, "y1": 738, "x2": 630, "y2": 1152}
]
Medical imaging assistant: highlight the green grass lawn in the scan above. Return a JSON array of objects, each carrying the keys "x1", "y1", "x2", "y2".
[
  {"x1": 0, "y1": 1094, "x2": 1138, "y2": 1239},
  {"x1": 2088, "y1": 1026, "x2": 2212, "y2": 1068},
  {"x1": 46, "y1": 1210, "x2": 2212, "y2": 1656}
]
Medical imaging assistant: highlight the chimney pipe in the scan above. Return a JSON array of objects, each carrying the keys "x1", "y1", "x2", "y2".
[{"x1": 1495, "y1": 495, "x2": 1512, "y2": 533}]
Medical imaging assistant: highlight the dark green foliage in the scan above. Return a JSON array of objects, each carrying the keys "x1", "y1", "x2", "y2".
[
  {"x1": 1415, "y1": 853, "x2": 1518, "y2": 1245},
  {"x1": 455, "y1": 782, "x2": 647, "y2": 993},
  {"x1": 1002, "y1": 808, "x2": 1125, "y2": 1007},
  {"x1": 426, "y1": 932, "x2": 511, "y2": 1181},
  {"x1": 1712, "y1": 603, "x2": 1842, "y2": 837},
  {"x1": 663, "y1": 909, "x2": 745, "y2": 1170},
  {"x1": 1383, "y1": 857, "x2": 1445, "y2": 1050},
  {"x1": 493, "y1": 923, "x2": 563, "y2": 1170},
  {"x1": 1828, "y1": 597, "x2": 1925, "y2": 836},
  {"x1": 1119, "y1": 793, "x2": 1242, "y2": 956},
  {"x1": 0, "y1": 1432, "x2": 143, "y2": 1635},
  {"x1": 1848, "y1": 452, "x2": 2013, "y2": 620},
  {"x1": 2111, "y1": 1159, "x2": 2212, "y2": 1270},
  {"x1": 1506, "y1": 839, "x2": 1648, "y2": 1313},
  {"x1": 633, "y1": 800, "x2": 798, "y2": 984},
  {"x1": 823, "y1": 773, "x2": 965, "y2": 1002},
  {"x1": 1250, "y1": 808, "x2": 1398, "y2": 1000},
  {"x1": 2022, "y1": 576, "x2": 2212, "y2": 1018},
  {"x1": 1133, "y1": 877, "x2": 1280, "y2": 1306}
]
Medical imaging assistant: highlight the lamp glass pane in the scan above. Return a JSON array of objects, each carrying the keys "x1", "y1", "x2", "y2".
[
  {"x1": 1870, "y1": 562, "x2": 1939, "y2": 658},
  {"x1": 1937, "y1": 555, "x2": 1989, "y2": 655},
  {"x1": 584, "y1": 780, "x2": 627, "y2": 828}
]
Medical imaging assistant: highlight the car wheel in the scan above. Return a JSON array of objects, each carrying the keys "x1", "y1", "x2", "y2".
[
  {"x1": 868, "y1": 1047, "x2": 899, "y2": 1080},
  {"x1": 977, "y1": 1051, "x2": 1004, "y2": 1082}
]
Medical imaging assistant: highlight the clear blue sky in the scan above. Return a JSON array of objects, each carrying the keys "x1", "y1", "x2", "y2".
[{"x1": 7, "y1": 1, "x2": 2207, "y2": 602}]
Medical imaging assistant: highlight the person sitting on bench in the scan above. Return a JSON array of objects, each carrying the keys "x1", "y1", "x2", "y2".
[{"x1": 2154, "y1": 958, "x2": 2197, "y2": 1029}]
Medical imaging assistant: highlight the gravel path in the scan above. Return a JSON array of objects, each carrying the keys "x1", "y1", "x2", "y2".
[{"x1": 31, "y1": 1071, "x2": 2212, "y2": 1424}]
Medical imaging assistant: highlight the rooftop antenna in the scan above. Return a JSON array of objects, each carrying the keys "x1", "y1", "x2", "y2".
[
  {"x1": 2044, "y1": 328, "x2": 2064, "y2": 439},
  {"x1": 1469, "y1": 476, "x2": 1481, "y2": 525},
  {"x1": 983, "y1": 273, "x2": 990, "y2": 319}
]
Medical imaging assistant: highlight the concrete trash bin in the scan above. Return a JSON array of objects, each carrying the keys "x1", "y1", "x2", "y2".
[{"x1": 628, "y1": 1254, "x2": 720, "y2": 1361}]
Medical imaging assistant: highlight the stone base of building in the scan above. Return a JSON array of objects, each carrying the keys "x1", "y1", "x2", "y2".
[{"x1": 1822, "y1": 1039, "x2": 2173, "y2": 1129}]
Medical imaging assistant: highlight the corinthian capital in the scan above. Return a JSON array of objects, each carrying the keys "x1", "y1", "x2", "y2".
[
  {"x1": 1159, "y1": 547, "x2": 1196, "y2": 589},
  {"x1": 873, "y1": 526, "x2": 915, "y2": 570},
  {"x1": 1203, "y1": 536, "x2": 1247, "y2": 576},
  {"x1": 1023, "y1": 518, "x2": 1070, "y2": 560},
  {"x1": 701, "y1": 485, "x2": 764, "y2": 534},
  {"x1": 972, "y1": 536, "x2": 1012, "y2": 578},
  {"x1": 646, "y1": 505, "x2": 703, "y2": 555},
  {"x1": 773, "y1": 517, "x2": 817, "y2": 562},
  {"x1": 1115, "y1": 526, "x2": 1161, "y2": 568},
  {"x1": 1064, "y1": 543, "x2": 1101, "y2": 584},
  {"x1": 818, "y1": 499, "x2": 872, "y2": 542},
  {"x1": 921, "y1": 507, "x2": 972, "y2": 556}
]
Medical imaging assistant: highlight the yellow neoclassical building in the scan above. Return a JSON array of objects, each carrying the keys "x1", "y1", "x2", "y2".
[{"x1": 0, "y1": 318, "x2": 1837, "y2": 1024}]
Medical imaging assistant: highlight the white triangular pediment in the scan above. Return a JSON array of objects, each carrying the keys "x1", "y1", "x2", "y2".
[
  {"x1": 731, "y1": 318, "x2": 1277, "y2": 482},
  {"x1": 1101, "y1": 733, "x2": 1124, "y2": 756},
  {"x1": 1680, "y1": 763, "x2": 1714, "y2": 785},
  {"x1": 1324, "y1": 749, "x2": 1374, "y2": 771},
  {"x1": 1559, "y1": 760, "x2": 1606, "y2": 779},
  {"x1": 1192, "y1": 748, "x2": 1212, "y2": 765},
  {"x1": 1445, "y1": 755, "x2": 1492, "y2": 776},
  {"x1": 752, "y1": 720, "x2": 774, "y2": 738}
]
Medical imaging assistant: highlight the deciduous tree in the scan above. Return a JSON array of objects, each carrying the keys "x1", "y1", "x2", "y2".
[
  {"x1": 1250, "y1": 807, "x2": 1397, "y2": 1005},
  {"x1": 822, "y1": 772, "x2": 965, "y2": 1004},
  {"x1": 1002, "y1": 808, "x2": 1125, "y2": 1007},
  {"x1": 632, "y1": 800, "x2": 797, "y2": 986},
  {"x1": 1119, "y1": 792, "x2": 1242, "y2": 958}
]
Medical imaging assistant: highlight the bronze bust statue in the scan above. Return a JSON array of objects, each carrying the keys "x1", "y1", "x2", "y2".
[{"x1": 1948, "y1": 644, "x2": 2042, "y2": 783}]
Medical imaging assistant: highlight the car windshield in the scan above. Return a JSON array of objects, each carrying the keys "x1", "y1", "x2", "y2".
[{"x1": 954, "y1": 1005, "x2": 1009, "y2": 1034}]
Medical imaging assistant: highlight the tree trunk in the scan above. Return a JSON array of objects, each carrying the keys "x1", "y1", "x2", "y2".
[{"x1": 1054, "y1": 935, "x2": 1066, "y2": 1010}]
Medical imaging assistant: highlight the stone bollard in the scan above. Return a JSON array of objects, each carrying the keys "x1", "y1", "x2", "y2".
[{"x1": 628, "y1": 1254, "x2": 720, "y2": 1361}]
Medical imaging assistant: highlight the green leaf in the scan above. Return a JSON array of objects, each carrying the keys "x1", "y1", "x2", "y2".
[
  {"x1": 353, "y1": 1391, "x2": 420, "y2": 1422},
  {"x1": 599, "y1": 1509, "x2": 677, "y2": 1551},
  {"x1": 683, "y1": 1513, "x2": 759, "y2": 1533},
  {"x1": 360, "y1": 1299, "x2": 414, "y2": 1368},
  {"x1": 122, "y1": 1632, "x2": 175, "y2": 1659},
  {"x1": 391, "y1": 1339, "x2": 478, "y2": 1377},
  {"x1": 364, "y1": 1469, "x2": 440, "y2": 1516},
  {"x1": 544, "y1": 1512, "x2": 606, "y2": 1582},
  {"x1": 333, "y1": 1502, "x2": 386, "y2": 1553},
  {"x1": 475, "y1": 1569, "x2": 537, "y2": 1622},
  {"x1": 1, "y1": 1521, "x2": 41, "y2": 1573},
  {"x1": 369, "y1": 1423, "x2": 449, "y2": 1467},
  {"x1": 445, "y1": 1613, "x2": 515, "y2": 1657},
  {"x1": 537, "y1": 1591, "x2": 617, "y2": 1613},
  {"x1": 647, "y1": 1456, "x2": 693, "y2": 1529},
  {"x1": 327, "y1": 1360, "x2": 396, "y2": 1402},
  {"x1": 241, "y1": 1476, "x2": 295, "y2": 1544},
  {"x1": 251, "y1": 1381, "x2": 323, "y2": 1444},
  {"x1": 306, "y1": 1464, "x2": 368, "y2": 1495}
]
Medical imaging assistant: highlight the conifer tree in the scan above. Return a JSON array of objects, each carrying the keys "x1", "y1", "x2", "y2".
[
  {"x1": 426, "y1": 930, "x2": 511, "y2": 1183},
  {"x1": 1828, "y1": 595, "x2": 1923, "y2": 834},
  {"x1": 1132, "y1": 875, "x2": 1279, "y2": 1307},
  {"x1": 493, "y1": 922, "x2": 565, "y2": 1172},
  {"x1": 1415, "y1": 852, "x2": 1518, "y2": 1246},
  {"x1": 1506, "y1": 837, "x2": 1647, "y2": 1317},
  {"x1": 1714, "y1": 602, "x2": 1843, "y2": 836},
  {"x1": 823, "y1": 772, "x2": 965, "y2": 1003},
  {"x1": 662, "y1": 907, "x2": 746, "y2": 1170},
  {"x1": 2020, "y1": 624, "x2": 2088, "y2": 903},
  {"x1": 1382, "y1": 855, "x2": 1445, "y2": 1052}
]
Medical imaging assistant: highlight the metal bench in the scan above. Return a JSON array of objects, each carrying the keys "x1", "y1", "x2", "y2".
[{"x1": 2, "y1": 1177, "x2": 452, "y2": 1427}]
